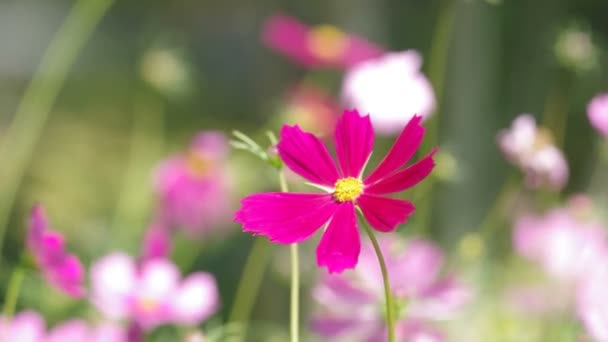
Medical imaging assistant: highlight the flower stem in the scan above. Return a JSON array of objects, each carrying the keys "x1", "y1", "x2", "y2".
[
  {"x1": 360, "y1": 217, "x2": 395, "y2": 342},
  {"x1": 0, "y1": 0, "x2": 115, "y2": 266},
  {"x1": 2, "y1": 266, "x2": 25, "y2": 320}
]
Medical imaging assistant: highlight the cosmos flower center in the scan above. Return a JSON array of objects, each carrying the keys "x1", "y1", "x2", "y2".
[
  {"x1": 308, "y1": 25, "x2": 349, "y2": 62},
  {"x1": 136, "y1": 296, "x2": 160, "y2": 313},
  {"x1": 186, "y1": 151, "x2": 213, "y2": 178},
  {"x1": 333, "y1": 177, "x2": 363, "y2": 202}
]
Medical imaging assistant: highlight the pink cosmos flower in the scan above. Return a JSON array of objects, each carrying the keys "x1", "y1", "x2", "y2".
[
  {"x1": 577, "y1": 265, "x2": 608, "y2": 342},
  {"x1": 280, "y1": 83, "x2": 339, "y2": 137},
  {"x1": 140, "y1": 222, "x2": 172, "y2": 262},
  {"x1": 497, "y1": 114, "x2": 568, "y2": 190},
  {"x1": 513, "y1": 206, "x2": 608, "y2": 281},
  {"x1": 27, "y1": 205, "x2": 85, "y2": 298},
  {"x1": 262, "y1": 14, "x2": 384, "y2": 69},
  {"x1": 0, "y1": 311, "x2": 126, "y2": 342},
  {"x1": 235, "y1": 110, "x2": 437, "y2": 273},
  {"x1": 155, "y1": 132, "x2": 231, "y2": 235},
  {"x1": 342, "y1": 51, "x2": 436, "y2": 135},
  {"x1": 91, "y1": 252, "x2": 219, "y2": 331},
  {"x1": 587, "y1": 92, "x2": 608, "y2": 137},
  {"x1": 311, "y1": 236, "x2": 469, "y2": 341}
]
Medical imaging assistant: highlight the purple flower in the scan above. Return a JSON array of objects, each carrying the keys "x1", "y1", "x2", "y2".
[
  {"x1": 342, "y1": 51, "x2": 436, "y2": 135},
  {"x1": 497, "y1": 114, "x2": 568, "y2": 190},
  {"x1": 90, "y1": 253, "x2": 219, "y2": 331},
  {"x1": 311, "y1": 235, "x2": 469, "y2": 341},
  {"x1": 587, "y1": 92, "x2": 608, "y2": 137},
  {"x1": 154, "y1": 132, "x2": 231, "y2": 235},
  {"x1": 27, "y1": 205, "x2": 85, "y2": 298},
  {"x1": 262, "y1": 14, "x2": 384, "y2": 69}
]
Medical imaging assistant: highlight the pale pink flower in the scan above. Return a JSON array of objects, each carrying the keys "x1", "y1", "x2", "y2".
[
  {"x1": 27, "y1": 205, "x2": 85, "y2": 298},
  {"x1": 497, "y1": 114, "x2": 568, "y2": 190},
  {"x1": 280, "y1": 83, "x2": 339, "y2": 137},
  {"x1": 311, "y1": 235, "x2": 469, "y2": 341},
  {"x1": 587, "y1": 93, "x2": 608, "y2": 137},
  {"x1": 577, "y1": 265, "x2": 608, "y2": 342},
  {"x1": 0, "y1": 311, "x2": 44, "y2": 342},
  {"x1": 513, "y1": 207, "x2": 608, "y2": 281},
  {"x1": 155, "y1": 132, "x2": 231, "y2": 235},
  {"x1": 262, "y1": 14, "x2": 384, "y2": 69},
  {"x1": 342, "y1": 51, "x2": 436, "y2": 135},
  {"x1": 91, "y1": 253, "x2": 218, "y2": 331}
]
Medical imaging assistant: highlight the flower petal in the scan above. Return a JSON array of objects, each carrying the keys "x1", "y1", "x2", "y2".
[
  {"x1": 365, "y1": 148, "x2": 437, "y2": 195},
  {"x1": 364, "y1": 115, "x2": 425, "y2": 185},
  {"x1": 262, "y1": 14, "x2": 318, "y2": 68},
  {"x1": 171, "y1": 272, "x2": 219, "y2": 325},
  {"x1": 235, "y1": 193, "x2": 338, "y2": 244},
  {"x1": 357, "y1": 195, "x2": 415, "y2": 232},
  {"x1": 334, "y1": 109, "x2": 374, "y2": 178},
  {"x1": 46, "y1": 320, "x2": 88, "y2": 342},
  {"x1": 278, "y1": 125, "x2": 339, "y2": 187},
  {"x1": 316, "y1": 202, "x2": 360, "y2": 273},
  {"x1": 91, "y1": 253, "x2": 137, "y2": 319}
]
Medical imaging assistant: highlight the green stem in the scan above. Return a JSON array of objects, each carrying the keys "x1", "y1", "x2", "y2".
[
  {"x1": 360, "y1": 216, "x2": 395, "y2": 342},
  {"x1": 2, "y1": 266, "x2": 25, "y2": 320},
  {"x1": 0, "y1": 0, "x2": 115, "y2": 264},
  {"x1": 478, "y1": 173, "x2": 519, "y2": 240}
]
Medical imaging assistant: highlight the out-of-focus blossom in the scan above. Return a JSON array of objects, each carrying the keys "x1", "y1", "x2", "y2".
[
  {"x1": 554, "y1": 25, "x2": 598, "y2": 73},
  {"x1": 513, "y1": 205, "x2": 608, "y2": 281},
  {"x1": 279, "y1": 84, "x2": 339, "y2": 137},
  {"x1": 342, "y1": 51, "x2": 436, "y2": 135},
  {"x1": 27, "y1": 205, "x2": 85, "y2": 298},
  {"x1": 0, "y1": 311, "x2": 126, "y2": 342},
  {"x1": 235, "y1": 111, "x2": 437, "y2": 273},
  {"x1": 262, "y1": 14, "x2": 384, "y2": 69},
  {"x1": 0, "y1": 311, "x2": 44, "y2": 342},
  {"x1": 311, "y1": 235, "x2": 469, "y2": 341},
  {"x1": 577, "y1": 265, "x2": 608, "y2": 342},
  {"x1": 587, "y1": 93, "x2": 608, "y2": 137},
  {"x1": 91, "y1": 252, "x2": 219, "y2": 331},
  {"x1": 140, "y1": 222, "x2": 172, "y2": 262},
  {"x1": 155, "y1": 132, "x2": 231, "y2": 235},
  {"x1": 497, "y1": 114, "x2": 568, "y2": 190},
  {"x1": 139, "y1": 47, "x2": 192, "y2": 97}
]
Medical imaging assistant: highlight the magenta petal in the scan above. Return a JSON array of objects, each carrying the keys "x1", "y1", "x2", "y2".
[
  {"x1": 364, "y1": 116, "x2": 425, "y2": 185},
  {"x1": 365, "y1": 148, "x2": 437, "y2": 195},
  {"x1": 341, "y1": 37, "x2": 385, "y2": 69},
  {"x1": 277, "y1": 125, "x2": 340, "y2": 187},
  {"x1": 357, "y1": 195, "x2": 415, "y2": 232},
  {"x1": 316, "y1": 203, "x2": 360, "y2": 273},
  {"x1": 334, "y1": 109, "x2": 374, "y2": 178},
  {"x1": 235, "y1": 193, "x2": 338, "y2": 244},
  {"x1": 262, "y1": 14, "x2": 318, "y2": 68}
]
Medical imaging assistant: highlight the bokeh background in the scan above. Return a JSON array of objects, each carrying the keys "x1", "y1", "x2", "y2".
[{"x1": 2, "y1": 0, "x2": 608, "y2": 340}]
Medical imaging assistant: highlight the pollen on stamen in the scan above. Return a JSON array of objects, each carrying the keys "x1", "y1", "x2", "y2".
[{"x1": 333, "y1": 177, "x2": 364, "y2": 202}]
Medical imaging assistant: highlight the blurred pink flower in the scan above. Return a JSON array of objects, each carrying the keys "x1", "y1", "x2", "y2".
[
  {"x1": 91, "y1": 252, "x2": 219, "y2": 331},
  {"x1": 342, "y1": 51, "x2": 436, "y2": 135},
  {"x1": 577, "y1": 265, "x2": 608, "y2": 342},
  {"x1": 497, "y1": 114, "x2": 568, "y2": 190},
  {"x1": 587, "y1": 92, "x2": 608, "y2": 137},
  {"x1": 140, "y1": 223, "x2": 172, "y2": 262},
  {"x1": 155, "y1": 132, "x2": 231, "y2": 235},
  {"x1": 262, "y1": 14, "x2": 384, "y2": 69},
  {"x1": 235, "y1": 110, "x2": 436, "y2": 273},
  {"x1": 0, "y1": 311, "x2": 126, "y2": 342},
  {"x1": 513, "y1": 207, "x2": 608, "y2": 281},
  {"x1": 311, "y1": 235, "x2": 469, "y2": 341},
  {"x1": 280, "y1": 83, "x2": 339, "y2": 137},
  {"x1": 27, "y1": 205, "x2": 85, "y2": 298}
]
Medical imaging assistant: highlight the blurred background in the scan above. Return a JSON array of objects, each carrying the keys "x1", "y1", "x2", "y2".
[{"x1": 1, "y1": 0, "x2": 608, "y2": 340}]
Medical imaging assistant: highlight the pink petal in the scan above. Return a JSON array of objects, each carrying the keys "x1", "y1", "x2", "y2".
[
  {"x1": 365, "y1": 148, "x2": 437, "y2": 195},
  {"x1": 277, "y1": 125, "x2": 339, "y2": 187},
  {"x1": 91, "y1": 253, "x2": 137, "y2": 319},
  {"x1": 141, "y1": 223, "x2": 172, "y2": 261},
  {"x1": 357, "y1": 194, "x2": 415, "y2": 232},
  {"x1": 364, "y1": 116, "x2": 425, "y2": 185},
  {"x1": 261, "y1": 14, "x2": 319, "y2": 68},
  {"x1": 171, "y1": 272, "x2": 219, "y2": 325},
  {"x1": 334, "y1": 109, "x2": 374, "y2": 178},
  {"x1": 27, "y1": 205, "x2": 47, "y2": 248},
  {"x1": 48, "y1": 254, "x2": 85, "y2": 298},
  {"x1": 341, "y1": 37, "x2": 385, "y2": 69},
  {"x1": 235, "y1": 193, "x2": 338, "y2": 244},
  {"x1": 138, "y1": 259, "x2": 180, "y2": 302},
  {"x1": 1, "y1": 311, "x2": 45, "y2": 342},
  {"x1": 394, "y1": 240, "x2": 444, "y2": 296},
  {"x1": 316, "y1": 202, "x2": 360, "y2": 273},
  {"x1": 46, "y1": 320, "x2": 88, "y2": 342}
]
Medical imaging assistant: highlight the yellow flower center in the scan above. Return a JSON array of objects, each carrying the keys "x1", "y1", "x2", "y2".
[
  {"x1": 186, "y1": 151, "x2": 213, "y2": 178},
  {"x1": 307, "y1": 25, "x2": 349, "y2": 62},
  {"x1": 137, "y1": 296, "x2": 160, "y2": 313},
  {"x1": 333, "y1": 177, "x2": 363, "y2": 202}
]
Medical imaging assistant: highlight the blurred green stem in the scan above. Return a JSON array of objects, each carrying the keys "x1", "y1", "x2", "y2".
[
  {"x1": 416, "y1": 0, "x2": 456, "y2": 233},
  {"x1": 2, "y1": 265, "x2": 25, "y2": 320},
  {"x1": 542, "y1": 71, "x2": 573, "y2": 148},
  {"x1": 361, "y1": 215, "x2": 395, "y2": 342},
  {"x1": 478, "y1": 173, "x2": 519, "y2": 240},
  {"x1": 0, "y1": 0, "x2": 115, "y2": 264}
]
